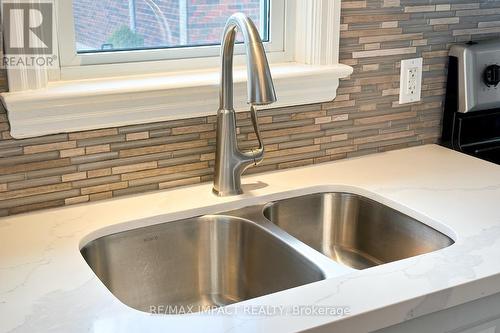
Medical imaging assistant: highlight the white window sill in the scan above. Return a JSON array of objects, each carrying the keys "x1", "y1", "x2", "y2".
[{"x1": 0, "y1": 62, "x2": 353, "y2": 138}]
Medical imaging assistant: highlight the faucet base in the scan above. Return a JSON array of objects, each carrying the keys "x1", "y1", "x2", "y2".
[{"x1": 212, "y1": 187, "x2": 243, "y2": 197}]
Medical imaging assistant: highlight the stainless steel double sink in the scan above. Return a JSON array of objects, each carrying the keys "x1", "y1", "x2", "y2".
[{"x1": 81, "y1": 192, "x2": 454, "y2": 314}]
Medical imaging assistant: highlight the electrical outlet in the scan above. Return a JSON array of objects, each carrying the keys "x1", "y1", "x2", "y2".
[{"x1": 399, "y1": 58, "x2": 423, "y2": 104}]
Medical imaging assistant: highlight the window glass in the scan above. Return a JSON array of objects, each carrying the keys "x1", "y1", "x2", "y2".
[{"x1": 73, "y1": 0, "x2": 270, "y2": 53}]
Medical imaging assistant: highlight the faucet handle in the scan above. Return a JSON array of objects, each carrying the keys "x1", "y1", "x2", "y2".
[{"x1": 249, "y1": 105, "x2": 265, "y2": 165}]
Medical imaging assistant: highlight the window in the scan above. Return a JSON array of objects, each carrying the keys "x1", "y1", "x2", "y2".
[
  {"x1": 57, "y1": 0, "x2": 286, "y2": 73},
  {"x1": 74, "y1": 0, "x2": 270, "y2": 52},
  {"x1": 2, "y1": 0, "x2": 350, "y2": 139}
]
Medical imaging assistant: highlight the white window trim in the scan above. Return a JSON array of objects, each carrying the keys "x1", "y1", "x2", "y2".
[{"x1": 1, "y1": 0, "x2": 353, "y2": 139}]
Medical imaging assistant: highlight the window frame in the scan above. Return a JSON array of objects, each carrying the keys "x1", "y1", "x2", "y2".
[{"x1": 55, "y1": 0, "x2": 288, "y2": 80}]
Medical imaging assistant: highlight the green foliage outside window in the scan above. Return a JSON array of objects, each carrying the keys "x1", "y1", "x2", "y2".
[{"x1": 106, "y1": 26, "x2": 144, "y2": 49}]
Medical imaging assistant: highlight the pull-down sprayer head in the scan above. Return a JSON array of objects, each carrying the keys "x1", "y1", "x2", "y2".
[{"x1": 219, "y1": 13, "x2": 277, "y2": 110}]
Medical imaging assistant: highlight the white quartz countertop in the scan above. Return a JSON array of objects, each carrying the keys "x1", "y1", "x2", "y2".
[{"x1": 1, "y1": 144, "x2": 500, "y2": 333}]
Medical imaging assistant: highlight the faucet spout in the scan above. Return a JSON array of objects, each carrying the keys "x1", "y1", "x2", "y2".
[
  {"x1": 213, "y1": 13, "x2": 276, "y2": 196},
  {"x1": 220, "y1": 13, "x2": 277, "y2": 110}
]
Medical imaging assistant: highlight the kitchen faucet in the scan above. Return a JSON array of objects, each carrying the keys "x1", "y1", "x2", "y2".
[{"x1": 213, "y1": 13, "x2": 277, "y2": 196}]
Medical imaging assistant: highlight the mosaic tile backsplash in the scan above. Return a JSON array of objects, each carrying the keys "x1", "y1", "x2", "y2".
[{"x1": 1, "y1": 0, "x2": 500, "y2": 216}]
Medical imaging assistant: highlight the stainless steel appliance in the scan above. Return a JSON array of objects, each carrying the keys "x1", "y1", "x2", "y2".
[{"x1": 441, "y1": 39, "x2": 500, "y2": 164}]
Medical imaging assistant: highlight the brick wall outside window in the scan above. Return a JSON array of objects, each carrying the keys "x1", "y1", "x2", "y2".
[{"x1": 73, "y1": 0, "x2": 262, "y2": 50}]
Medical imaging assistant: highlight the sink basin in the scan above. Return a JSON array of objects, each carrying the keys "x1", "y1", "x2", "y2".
[
  {"x1": 81, "y1": 215, "x2": 324, "y2": 314},
  {"x1": 263, "y1": 193, "x2": 454, "y2": 270},
  {"x1": 81, "y1": 191, "x2": 454, "y2": 313}
]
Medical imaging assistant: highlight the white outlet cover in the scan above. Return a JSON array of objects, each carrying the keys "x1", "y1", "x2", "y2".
[{"x1": 399, "y1": 57, "x2": 423, "y2": 104}]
